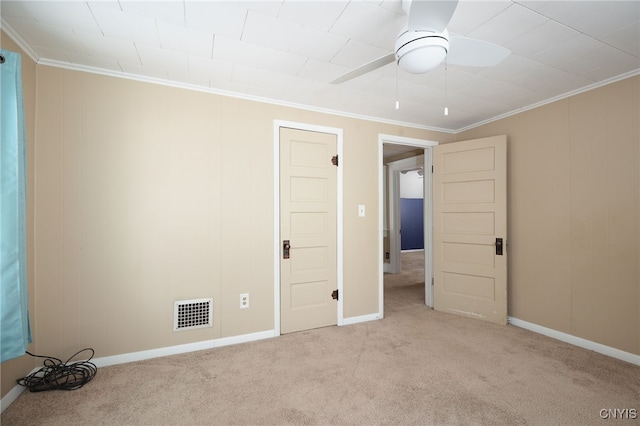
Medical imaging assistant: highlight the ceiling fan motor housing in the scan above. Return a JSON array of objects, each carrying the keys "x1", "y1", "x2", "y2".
[{"x1": 395, "y1": 29, "x2": 450, "y2": 74}]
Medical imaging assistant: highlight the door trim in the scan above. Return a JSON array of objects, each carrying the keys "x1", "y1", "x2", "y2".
[
  {"x1": 273, "y1": 120, "x2": 343, "y2": 336},
  {"x1": 378, "y1": 134, "x2": 438, "y2": 315}
]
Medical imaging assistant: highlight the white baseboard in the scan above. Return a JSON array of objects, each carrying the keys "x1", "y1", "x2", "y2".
[
  {"x1": 1, "y1": 329, "x2": 276, "y2": 413},
  {"x1": 209, "y1": 330, "x2": 276, "y2": 349},
  {"x1": 508, "y1": 316, "x2": 640, "y2": 366},
  {"x1": 342, "y1": 313, "x2": 383, "y2": 326},
  {"x1": 93, "y1": 329, "x2": 276, "y2": 368},
  {"x1": 1, "y1": 380, "x2": 27, "y2": 414},
  {"x1": 7, "y1": 317, "x2": 634, "y2": 413}
]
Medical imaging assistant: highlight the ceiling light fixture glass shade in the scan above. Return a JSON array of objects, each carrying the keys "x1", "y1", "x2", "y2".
[{"x1": 395, "y1": 30, "x2": 449, "y2": 74}]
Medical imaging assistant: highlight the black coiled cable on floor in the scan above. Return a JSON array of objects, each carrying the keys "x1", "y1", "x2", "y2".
[{"x1": 17, "y1": 348, "x2": 97, "y2": 392}]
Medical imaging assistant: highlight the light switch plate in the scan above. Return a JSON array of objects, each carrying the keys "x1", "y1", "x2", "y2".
[{"x1": 358, "y1": 204, "x2": 365, "y2": 217}]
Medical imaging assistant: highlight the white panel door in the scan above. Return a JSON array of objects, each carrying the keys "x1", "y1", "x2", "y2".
[
  {"x1": 280, "y1": 127, "x2": 338, "y2": 334},
  {"x1": 433, "y1": 136, "x2": 507, "y2": 324}
]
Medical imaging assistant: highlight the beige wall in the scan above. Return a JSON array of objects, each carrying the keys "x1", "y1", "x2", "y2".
[
  {"x1": 457, "y1": 76, "x2": 640, "y2": 355},
  {"x1": 0, "y1": 31, "x2": 37, "y2": 399},
  {"x1": 30, "y1": 65, "x2": 452, "y2": 367}
]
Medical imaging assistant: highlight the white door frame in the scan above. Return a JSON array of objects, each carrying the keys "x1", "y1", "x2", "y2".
[
  {"x1": 273, "y1": 120, "x2": 344, "y2": 336},
  {"x1": 378, "y1": 134, "x2": 438, "y2": 314}
]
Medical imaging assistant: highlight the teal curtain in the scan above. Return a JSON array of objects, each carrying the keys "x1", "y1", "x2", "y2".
[{"x1": 1, "y1": 48, "x2": 32, "y2": 363}]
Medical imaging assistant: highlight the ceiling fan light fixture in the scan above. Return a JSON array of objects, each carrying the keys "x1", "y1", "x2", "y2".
[{"x1": 395, "y1": 30, "x2": 449, "y2": 74}]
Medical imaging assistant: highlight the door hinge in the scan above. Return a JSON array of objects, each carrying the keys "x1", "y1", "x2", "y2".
[
  {"x1": 431, "y1": 277, "x2": 434, "y2": 286},
  {"x1": 331, "y1": 155, "x2": 339, "y2": 166},
  {"x1": 432, "y1": 165, "x2": 434, "y2": 173},
  {"x1": 331, "y1": 289, "x2": 339, "y2": 300}
]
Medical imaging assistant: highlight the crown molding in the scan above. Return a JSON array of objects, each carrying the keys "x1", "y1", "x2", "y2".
[
  {"x1": 35, "y1": 57, "x2": 640, "y2": 135},
  {"x1": 3, "y1": 20, "x2": 638, "y2": 136},
  {"x1": 36, "y1": 57, "x2": 456, "y2": 135},
  {"x1": 456, "y1": 68, "x2": 640, "y2": 133},
  {"x1": 0, "y1": 18, "x2": 39, "y2": 63}
]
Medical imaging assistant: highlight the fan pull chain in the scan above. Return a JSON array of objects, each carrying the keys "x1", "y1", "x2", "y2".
[
  {"x1": 444, "y1": 60, "x2": 449, "y2": 116},
  {"x1": 395, "y1": 65, "x2": 400, "y2": 110}
]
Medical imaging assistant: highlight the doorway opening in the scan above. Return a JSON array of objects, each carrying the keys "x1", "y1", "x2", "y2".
[{"x1": 378, "y1": 135, "x2": 437, "y2": 318}]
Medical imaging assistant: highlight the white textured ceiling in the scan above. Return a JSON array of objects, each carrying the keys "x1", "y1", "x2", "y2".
[{"x1": 1, "y1": 0, "x2": 639, "y2": 132}]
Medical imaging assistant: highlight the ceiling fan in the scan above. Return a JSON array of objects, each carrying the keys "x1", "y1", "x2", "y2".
[{"x1": 331, "y1": 0, "x2": 511, "y2": 84}]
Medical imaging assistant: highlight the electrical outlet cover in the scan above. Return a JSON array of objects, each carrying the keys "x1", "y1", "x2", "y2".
[{"x1": 240, "y1": 293, "x2": 249, "y2": 309}]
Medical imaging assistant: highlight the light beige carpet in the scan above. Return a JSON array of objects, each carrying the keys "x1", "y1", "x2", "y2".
[
  {"x1": 384, "y1": 251, "x2": 425, "y2": 289},
  {"x1": 3, "y1": 254, "x2": 639, "y2": 425}
]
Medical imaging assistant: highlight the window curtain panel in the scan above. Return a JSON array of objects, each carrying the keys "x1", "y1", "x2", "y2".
[{"x1": 1, "y1": 48, "x2": 32, "y2": 363}]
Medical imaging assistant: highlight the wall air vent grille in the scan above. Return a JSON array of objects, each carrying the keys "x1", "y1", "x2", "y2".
[{"x1": 173, "y1": 298, "x2": 213, "y2": 332}]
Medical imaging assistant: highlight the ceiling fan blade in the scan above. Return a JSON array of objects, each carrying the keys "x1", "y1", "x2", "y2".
[
  {"x1": 407, "y1": 0, "x2": 459, "y2": 32},
  {"x1": 331, "y1": 53, "x2": 396, "y2": 84},
  {"x1": 447, "y1": 36, "x2": 511, "y2": 67}
]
